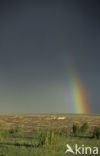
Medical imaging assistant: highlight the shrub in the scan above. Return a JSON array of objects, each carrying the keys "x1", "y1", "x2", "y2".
[
  {"x1": 36, "y1": 129, "x2": 47, "y2": 146},
  {"x1": 36, "y1": 129, "x2": 56, "y2": 147},
  {"x1": 80, "y1": 123, "x2": 89, "y2": 135},
  {"x1": 72, "y1": 123, "x2": 80, "y2": 136},
  {"x1": 92, "y1": 127, "x2": 100, "y2": 139},
  {"x1": 9, "y1": 126, "x2": 23, "y2": 136}
]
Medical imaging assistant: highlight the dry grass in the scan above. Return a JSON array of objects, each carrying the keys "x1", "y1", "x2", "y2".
[{"x1": 0, "y1": 114, "x2": 99, "y2": 132}]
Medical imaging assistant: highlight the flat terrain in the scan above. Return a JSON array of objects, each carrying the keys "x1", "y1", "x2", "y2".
[
  {"x1": 0, "y1": 114, "x2": 99, "y2": 155},
  {"x1": 0, "y1": 114, "x2": 100, "y2": 132}
]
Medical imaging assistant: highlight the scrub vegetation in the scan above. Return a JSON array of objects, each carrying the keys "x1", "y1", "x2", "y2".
[{"x1": 0, "y1": 114, "x2": 99, "y2": 155}]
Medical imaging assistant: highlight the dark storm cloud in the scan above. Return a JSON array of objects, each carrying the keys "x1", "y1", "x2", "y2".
[{"x1": 0, "y1": 0, "x2": 100, "y2": 113}]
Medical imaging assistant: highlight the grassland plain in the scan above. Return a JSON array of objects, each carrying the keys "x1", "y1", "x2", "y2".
[
  {"x1": 0, "y1": 114, "x2": 99, "y2": 132},
  {"x1": 0, "y1": 114, "x2": 99, "y2": 156},
  {"x1": 0, "y1": 137, "x2": 100, "y2": 156}
]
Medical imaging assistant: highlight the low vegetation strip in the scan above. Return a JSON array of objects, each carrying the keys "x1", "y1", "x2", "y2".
[
  {"x1": 0, "y1": 114, "x2": 100, "y2": 132},
  {"x1": 0, "y1": 114, "x2": 99, "y2": 155}
]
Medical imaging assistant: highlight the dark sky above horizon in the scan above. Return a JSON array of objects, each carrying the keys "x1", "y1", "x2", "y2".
[{"x1": 0, "y1": 0, "x2": 100, "y2": 114}]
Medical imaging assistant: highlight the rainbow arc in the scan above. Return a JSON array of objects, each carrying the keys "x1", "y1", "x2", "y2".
[{"x1": 71, "y1": 72, "x2": 89, "y2": 114}]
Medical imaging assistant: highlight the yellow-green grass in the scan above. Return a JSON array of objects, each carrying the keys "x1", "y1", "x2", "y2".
[{"x1": 0, "y1": 114, "x2": 99, "y2": 132}]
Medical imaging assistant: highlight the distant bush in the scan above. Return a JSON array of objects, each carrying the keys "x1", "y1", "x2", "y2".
[
  {"x1": 72, "y1": 123, "x2": 80, "y2": 136},
  {"x1": 80, "y1": 123, "x2": 89, "y2": 135},
  {"x1": 92, "y1": 127, "x2": 100, "y2": 139},
  {"x1": 9, "y1": 126, "x2": 23, "y2": 136},
  {"x1": 72, "y1": 123, "x2": 89, "y2": 136}
]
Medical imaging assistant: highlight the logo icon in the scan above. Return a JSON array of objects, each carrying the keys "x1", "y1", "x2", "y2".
[
  {"x1": 65, "y1": 144, "x2": 74, "y2": 154},
  {"x1": 65, "y1": 144, "x2": 98, "y2": 155}
]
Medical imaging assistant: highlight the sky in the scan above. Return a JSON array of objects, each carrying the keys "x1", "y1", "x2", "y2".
[{"x1": 0, "y1": 0, "x2": 100, "y2": 114}]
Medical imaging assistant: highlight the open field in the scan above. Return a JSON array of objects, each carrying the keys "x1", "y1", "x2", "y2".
[
  {"x1": 0, "y1": 137, "x2": 100, "y2": 156},
  {"x1": 0, "y1": 114, "x2": 99, "y2": 155},
  {"x1": 0, "y1": 114, "x2": 100, "y2": 132}
]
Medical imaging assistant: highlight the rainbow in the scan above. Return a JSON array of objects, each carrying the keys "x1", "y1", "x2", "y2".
[{"x1": 71, "y1": 72, "x2": 89, "y2": 114}]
